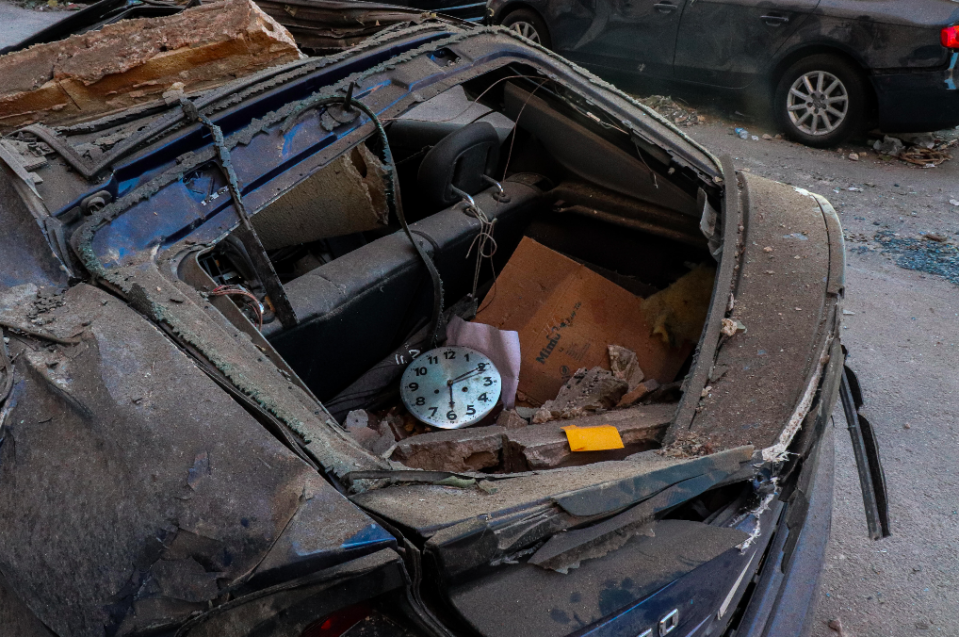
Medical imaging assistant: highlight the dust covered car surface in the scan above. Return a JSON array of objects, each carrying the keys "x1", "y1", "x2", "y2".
[{"x1": 0, "y1": 5, "x2": 888, "y2": 637}]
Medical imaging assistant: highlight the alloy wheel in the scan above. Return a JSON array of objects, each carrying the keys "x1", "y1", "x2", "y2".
[
  {"x1": 786, "y1": 70, "x2": 849, "y2": 136},
  {"x1": 508, "y1": 21, "x2": 541, "y2": 44}
]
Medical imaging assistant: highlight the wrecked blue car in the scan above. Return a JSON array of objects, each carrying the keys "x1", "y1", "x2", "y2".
[{"x1": 0, "y1": 8, "x2": 887, "y2": 637}]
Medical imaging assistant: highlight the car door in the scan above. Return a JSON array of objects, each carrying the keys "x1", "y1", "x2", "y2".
[
  {"x1": 672, "y1": 0, "x2": 821, "y2": 88},
  {"x1": 559, "y1": 0, "x2": 688, "y2": 79},
  {"x1": 375, "y1": 0, "x2": 486, "y2": 21}
]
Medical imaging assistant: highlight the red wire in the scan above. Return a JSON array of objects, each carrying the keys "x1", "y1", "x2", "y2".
[{"x1": 210, "y1": 285, "x2": 264, "y2": 330}]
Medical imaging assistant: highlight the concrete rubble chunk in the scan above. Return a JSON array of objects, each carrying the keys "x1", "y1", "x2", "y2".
[
  {"x1": 505, "y1": 404, "x2": 673, "y2": 471},
  {"x1": 607, "y1": 344, "x2": 644, "y2": 391},
  {"x1": 496, "y1": 409, "x2": 529, "y2": 430},
  {"x1": 532, "y1": 367, "x2": 628, "y2": 424},
  {"x1": 343, "y1": 409, "x2": 395, "y2": 456},
  {"x1": 0, "y1": 0, "x2": 304, "y2": 132},
  {"x1": 391, "y1": 426, "x2": 506, "y2": 472}
]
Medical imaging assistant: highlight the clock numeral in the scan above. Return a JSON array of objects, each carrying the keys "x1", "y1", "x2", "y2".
[
  {"x1": 478, "y1": 393, "x2": 489, "y2": 402},
  {"x1": 465, "y1": 353, "x2": 470, "y2": 362},
  {"x1": 414, "y1": 367, "x2": 428, "y2": 376},
  {"x1": 477, "y1": 362, "x2": 487, "y2": 371},
  {"x1": 444, "y1": 350, "x2": 456, "y2": 360},
  {"x1": 415, "y1": 397, "x2": 425, "y2": 406},
  {"x1": 429, "y1": 407, "x2": 438, "y2": 417},
  {"x1": 466, "y1": 405, "x2": 476, "y2": 416},
  {"x1": 408, "y1": 382, "x2": 419, "y2": 391},
  {"x1": 447, "y1": 410, "x2": 457, "y2": 421},
  {"x1": 484, "y1": 376, "x2": 494, "y2": 386},
  {"x1": 427, "y1": 355, "x2": 438, "y2": 364}
]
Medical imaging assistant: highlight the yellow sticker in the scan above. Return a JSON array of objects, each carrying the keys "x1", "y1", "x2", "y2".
[{"x1": 562, "y1": 425, "x2": 625, "y2": 452}]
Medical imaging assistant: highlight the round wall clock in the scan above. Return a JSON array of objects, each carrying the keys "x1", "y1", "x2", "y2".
[{"x1": 399, "y1": 346, "x2": 502, "y2": 429}]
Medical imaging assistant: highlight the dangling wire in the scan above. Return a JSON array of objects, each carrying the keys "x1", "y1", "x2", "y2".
[
  {"x1": 210, "y1": 284, "x2": 264, "y2": 330},
  {"x1": 286, "y1": 86, "x2": 446, "y2": 346},
  {"x1": 463, "y1": 202, "x2": 498, "y2": 315}
]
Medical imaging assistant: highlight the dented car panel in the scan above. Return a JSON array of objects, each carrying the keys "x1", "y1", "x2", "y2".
[
  {"x1": 0, "y1": 282, "x2": 397, "y2": 636},
  {"x1": 488, "y1": 0, "x2": 959, "y2": 132},
  {"x1": 0, "y1": 12, "x2": 884, "y2": 637}
]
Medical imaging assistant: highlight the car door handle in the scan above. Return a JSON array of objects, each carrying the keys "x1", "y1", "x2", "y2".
[
  {"x1": 761, "y1": 13, "x2": 790, "y2": 26},
  {"x1": 654, "y1": 1, "x2": 677, "y2": 13}
]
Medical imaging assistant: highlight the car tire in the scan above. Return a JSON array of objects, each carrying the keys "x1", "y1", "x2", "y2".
[
  {"x1": 501, "y1": 9, "x2": 551, "y2": 49},
  {"x1": 774, "y1": 55, "x2": 866, "y2": 148}
]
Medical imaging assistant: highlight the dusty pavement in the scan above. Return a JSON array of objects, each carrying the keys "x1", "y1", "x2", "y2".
[
  {"x1": 681, "y1": 114, "x2": 959, "y2": 636},
  {"x1": 0, "y1": 0, "x2": 64, "y2": 49}
]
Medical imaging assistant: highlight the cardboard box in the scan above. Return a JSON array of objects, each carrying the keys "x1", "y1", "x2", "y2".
[{"x1": 476, "y1": 238, "x2": 692, "y2": 405}]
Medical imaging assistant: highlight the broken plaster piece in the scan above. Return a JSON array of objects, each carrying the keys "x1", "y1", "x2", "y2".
[
  {"x1": 533, "y1": 366, "x2": 627, "y2": 424},
  {"x1": 720, "y1": 318, "x2": 746, "y2": 337},
  {"x1": 607, "y1": 344, "x2": 644, "y2": 391}
]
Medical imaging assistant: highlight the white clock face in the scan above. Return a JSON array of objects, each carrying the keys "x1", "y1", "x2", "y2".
[{"x1": 399, "y1": 346, "x2": 502, "y2": 429}]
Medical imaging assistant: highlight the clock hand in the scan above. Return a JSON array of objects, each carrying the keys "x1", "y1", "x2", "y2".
[
  {"x1": 448, "y1": 366, "x2": 481, "y2": 384},
  {"x1": 448, "y1": 382, "x2": 455, "y2": 409}
]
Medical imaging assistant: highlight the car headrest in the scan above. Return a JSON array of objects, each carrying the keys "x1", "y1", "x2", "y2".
[{"x1": 416, "y1": 121, "x2": 501, "y2": 210}]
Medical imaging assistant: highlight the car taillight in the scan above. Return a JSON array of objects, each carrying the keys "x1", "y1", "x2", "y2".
[
  {"x1": 300, "y1": 604, "x2": 371, "y2": 637},
  {"x1": 942, "y1": 26, "x2": 959, "y2": 48}
]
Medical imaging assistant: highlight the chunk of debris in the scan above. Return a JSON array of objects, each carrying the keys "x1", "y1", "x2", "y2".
[
  {"x1": 874, "y1": 135, "x2": 905, "y2": 156},
  {"x1": 637, "y1": 95, "x2": 702, "y2": 127},
  {"x1": 496, "y1": 409, "x2": 528, "y2": 430},
  {"x1": 608, "y1": 344, "x2": 644, "y2": 391},
  {"x1": 656, "y1": 433, "x2": 716, "y2": 458},
  {"x1": 391, "y1": 426, "x2": 505, "y2": 472},
  {"x1": 658, "y1": 433, "x2": 715, "y2": 458},
  {"x1": 343, "y1": 409, "x2": 395, "y2": 456},
  {"x1": 901, "y1": 147, "x2": 952, "y2": 167},
  {"x1": 720, "y1": 318, "x2": 746, "y2": 337},
  {"x1": 504, "y1": 404, "x2": 672, "y2": 471},
  {"x1": 0, "y1": 0, "x2": 304, "y2": 131},
  {"x1": 617, "y1": 378, "x2": 661, "y2": 408},
  {"x1": 477, "y1": 237, "x2": 690, "y2": 404},
  {"x1": 531, "y1": 367, "x2": 627, "y2": 424},
  {"x1": 826, "y1": 618, "x2": 846, "y2": 636}
]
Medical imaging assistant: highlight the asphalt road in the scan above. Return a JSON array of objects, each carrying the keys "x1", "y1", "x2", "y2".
[
  {"x1": 0, "y1": 0, "x2": 64, "y2": 49},
  {"x1": 681, "y1": 116, "x2": 959, "y2": 636}
]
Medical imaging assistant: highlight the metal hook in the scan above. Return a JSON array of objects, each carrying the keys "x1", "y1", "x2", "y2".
[
  {"x1": 480, "y1": 174, "x2": 505, "y2": 197},
  {"x1": 451, "y1": 185, "x2": 475, "y2": 209}
]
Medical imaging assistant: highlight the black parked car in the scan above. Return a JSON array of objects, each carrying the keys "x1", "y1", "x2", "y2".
[
  {"x1": 1, "y1": 4, "x2": 888, "y2": 637},
  {"x1": 488, "y1": 0, "x2": 959, "y2": 146}
]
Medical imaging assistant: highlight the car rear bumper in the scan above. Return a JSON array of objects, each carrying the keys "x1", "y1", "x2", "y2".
[
  {"x1": 872, "y1": 56, "x2": 959, "y2": 132},
  {"x1": 736, "y1": 421, "x2": 835, "y2": 637}
]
